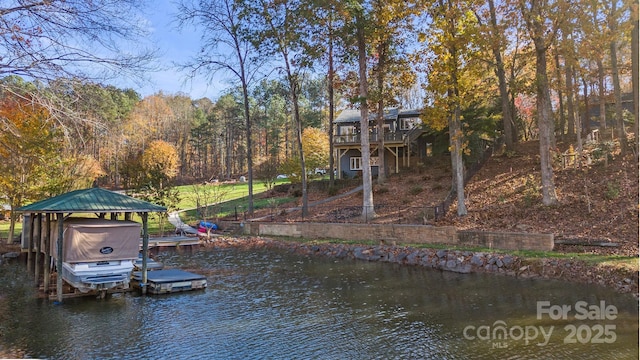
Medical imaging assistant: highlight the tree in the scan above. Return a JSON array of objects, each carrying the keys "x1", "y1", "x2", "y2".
[
  {"x1": 141, "y1": 140, "x2": 180, "y2": 187},
  {"x1": 165, "y1": 94, "x2": 198, "y2": 178},
  {"x1": 0, "y1": 93, "x2": 61, "y2": 244},
  {"x1": 245, "y1": 0, "x2": 311, "y2": 217},
  {"x1": 213, "y1": 91, "x2": 246, "y2": 179},
  {"x1": 518, "y1": 0, "x2": 560, "y2": 206},
  {"x1": 607, "y1": 0, "x2": 627, "y2": 154},
  {"x1": 278, "y1": 128, "x2": 329, "y2": 182},
  {"x1": 302, "y1": 127, "x2": 330, "y2": 172},
  {"x1": 252, "y1": 79, "x2": 289, "y2": 162},
  {"x1": 190, "y1": 183, "x2": 230, "y2": 228},
  {"x1": 255, "y1": 157, "x2": 280, "y2": 190},
  {"x1": 633, "y1": 0, "x2": 639, "y2": 158},
  {"x1": 351, "y1": 0, "x2": 377, "y2": 221},
  {"x1": 419, "y1": 0, "x2": 486, "y2": 216},
  {"x1": 126, "y1": 94, "x2": 174, "y2": 151},
  {"x1": 177, "y1": 0, "x2": 263, "y2": 214},
  {"x1": 0, "y1": 1, "x2": 154, "y2": 82},
  {"x1": 369, "y1": 0, "x2": 419, "y2": 184},
  {"x1": 134, "y1": 140, "x2": 181, "y2": 235},
  {"x1": 0, "y1": 0, "x2": 156, "y2": 142},
  {"x1": 300, "y1": 0, "x2": 347, "y2": 186},
  {"x1": 475, "y1": 0, "x2": 517, "y2": 150}
]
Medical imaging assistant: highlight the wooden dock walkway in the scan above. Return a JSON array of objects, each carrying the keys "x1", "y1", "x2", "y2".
[{"x1": 142, "y1": 235, "x2": 202, "y2": 249}]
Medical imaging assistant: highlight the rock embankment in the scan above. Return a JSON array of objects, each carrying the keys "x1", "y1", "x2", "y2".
[{"x1": 201, "y1": 236, "x2": 638, "y2": 297}]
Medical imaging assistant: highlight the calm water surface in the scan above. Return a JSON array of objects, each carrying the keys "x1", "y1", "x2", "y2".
[{"x1": 0, "y1": 247, "x2": 637, "y2": 359}]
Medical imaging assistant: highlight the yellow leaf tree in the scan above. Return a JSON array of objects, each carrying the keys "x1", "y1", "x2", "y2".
[
  {"x1": 418, "y1": 0, "x2": 487, "y2": 216},
  {"x1": 302, "y1": 127, "x2": 330, "y2": 173},
  {"x1": 0, "y1": 94, "x2": 61, "y2": 243}
]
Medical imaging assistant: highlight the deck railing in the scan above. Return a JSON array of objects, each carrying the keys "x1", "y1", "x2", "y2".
[{"x1": 334, "y1": 132, "x2": 406, "y2": 144}]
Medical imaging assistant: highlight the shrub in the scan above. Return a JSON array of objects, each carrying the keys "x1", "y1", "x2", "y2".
[
  {"x1": 605, "y1": 182, "x2": 620, "y2": 200},
  {"x1": 522, "y1": 174, "x2": 539, "y2": 206}
]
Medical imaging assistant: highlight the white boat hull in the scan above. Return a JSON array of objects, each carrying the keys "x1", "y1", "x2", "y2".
[{"x1": 62, "y1": 260, "x2": 134, "y2": 293}]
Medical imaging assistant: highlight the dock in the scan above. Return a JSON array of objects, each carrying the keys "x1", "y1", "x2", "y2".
[
  {"x1": 132, "y1": 269, "x2": 207, "y2": 294},
  {"x1": 142, "y1": 235, "x2": 202, "y2": 249}
]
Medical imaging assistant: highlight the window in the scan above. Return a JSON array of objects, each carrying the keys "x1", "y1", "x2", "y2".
[
  {"x1": 341, "y1": 126, "x2": 356, "y2": 135},
  {"x1": 350, "y1": 157, "x2": 362, "y2": 170},
  {"x1": 350, "y1": 156, "x2": 379, "y2": 170},
  {"x1": 399, "y1": 117, "x2": 419, "y2": 130}
]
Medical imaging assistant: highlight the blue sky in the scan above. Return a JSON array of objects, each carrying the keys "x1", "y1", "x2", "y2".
[{"x1": 117, "y1": 0, "x2": 226, "y2": 100}]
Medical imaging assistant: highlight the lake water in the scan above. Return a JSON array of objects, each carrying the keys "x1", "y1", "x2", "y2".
[{"x1": 0, "y1": 247, "x2": 637, "y2": 359}]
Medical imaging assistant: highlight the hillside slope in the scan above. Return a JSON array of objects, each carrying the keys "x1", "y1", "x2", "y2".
[
  {"x1": 261, "y1": 139, "x2": 638, "y2": 256},
  {"x1": 438, "y1": 141, "x2": 638, "y2": 256}
]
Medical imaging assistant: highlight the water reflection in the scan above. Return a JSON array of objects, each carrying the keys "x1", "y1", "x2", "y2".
[{"x1": 0, "y1": 247, "x2": 637, "y2": 359}]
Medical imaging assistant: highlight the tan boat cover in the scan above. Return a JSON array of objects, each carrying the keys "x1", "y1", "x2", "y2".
[{"x1": 50, "y1": 218, "x2": 141, "y2": 263}]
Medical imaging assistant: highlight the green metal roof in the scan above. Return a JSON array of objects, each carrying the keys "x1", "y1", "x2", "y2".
[{"x1": 16, "y1": 188, "x2": 167, "y2": 213}]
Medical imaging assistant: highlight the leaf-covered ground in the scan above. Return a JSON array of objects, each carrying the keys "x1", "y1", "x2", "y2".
[
  {"x1": 438, "y1": 140, "x2": 638, "y2": 257},
  {"x1": 259, "y1": 139, "x2": 638, "y2": 257}
]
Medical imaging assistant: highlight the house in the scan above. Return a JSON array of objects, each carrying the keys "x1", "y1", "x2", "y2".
[
  {"x1": 586, "y1": 92, "x2": 635, "y2": 128},
  {"x1": 333, "y1": 108, "x2": 435, "y2": 179}
]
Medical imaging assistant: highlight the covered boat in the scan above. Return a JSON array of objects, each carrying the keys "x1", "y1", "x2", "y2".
[{"x1": 50, "y1": 218, "x2": 141, "y2": 293}]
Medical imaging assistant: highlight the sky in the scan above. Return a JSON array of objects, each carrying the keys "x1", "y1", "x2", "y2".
[{"x1": 116, "y1": 0, "x2": 226, "y2": 100}]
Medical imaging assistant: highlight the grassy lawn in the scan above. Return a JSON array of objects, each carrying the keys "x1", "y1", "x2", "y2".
[
  {"x1": 174, "y1": 179, "x2": 290, "y2": 210},
  {"x1": 0, "y1": 221, "x2": 20, "y2": 243},
  {"x1": 0, "y1": 179, "x2": 292, "y2": 240},
  {"x1": 180, "y1": 196, "x2": 294, "y2": 225}
]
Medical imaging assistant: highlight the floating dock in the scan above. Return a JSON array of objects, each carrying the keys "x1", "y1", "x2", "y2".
[{"x1": 132, "y1": 269, "x2": 207, "y2": 295}]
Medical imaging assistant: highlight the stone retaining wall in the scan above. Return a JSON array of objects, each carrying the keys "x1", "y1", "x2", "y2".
[
  {"x1": 199, "y1": 237, "x2": 638, "y2": 295},
  {"x1": 240, "y1": 222, "x2": 554, "y2": 252}
]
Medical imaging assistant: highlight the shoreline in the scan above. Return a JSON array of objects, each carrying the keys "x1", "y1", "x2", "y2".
[{"x1": 200, "y1": 235, "x2": 639, "y2": 299}]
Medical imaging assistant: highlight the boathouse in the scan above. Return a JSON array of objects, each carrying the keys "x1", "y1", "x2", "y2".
[{"x1": 16, "y1": 187, "x2": 167, "y2": 302}]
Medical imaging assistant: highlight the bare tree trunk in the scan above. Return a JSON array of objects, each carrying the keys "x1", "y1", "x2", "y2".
[
  {"x1": 451, "y1": 104, "x2": 467, "y2": 216},
  {"x1": 376, "y1": 42, "x2": 387, "y2": 184},
  {"x1": 328, "y1": 24, "x2": 336, "y2": 185},
  {"x1": 633, "y1": 0, "x2": 639, "y2": 160},
  {"x1": 6, "y1": 211, "x2": 16, "y2": 245},
  {"x1": 519, "y1": 0, "x2": 558, "y2": 207},
  {"x1": 376, "y1": 105, "x2": 386, "y2": 184},
  {"x1": 535, "y1": 44, "x2": 559, "y2": 206},
  {"x1": 356, "y1": 11, "x2": 376, "y2": 221},
  {"x1": 565, "y1": 47, "x2": 576, "y2": 139},
  {"x1": 576, "y1": 82, "x2": 584, "y2": 153},
  {"x1": 554, "y1": 46, "x2": 565, "y2": 139},
  {"x1": 242, "y1": 86, "x2": 254, "y2": 214},
  {"x1": 609, "y1": 0, "x2": 626, "y2": 154},
  {"x1": 597, "y1": 59, "x2": 607, "y2": 130},
  {"x1": 488, "y1": 0, "x2": 515, "y2": 150},
  {"x1": 291, "y1": 81, "x2": 308, "y2": 217}
]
